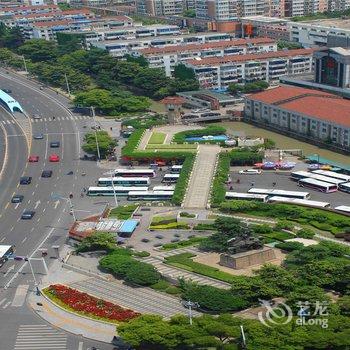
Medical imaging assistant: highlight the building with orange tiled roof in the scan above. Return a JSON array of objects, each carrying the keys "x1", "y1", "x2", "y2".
[
  {"x1": 135, "y1": 37, "x2": 277, "y2": 76},
  {"x1": 184, "y1": 48, "x2": 314, "y2": 89},
  {"x1": 244, "y1": 85, "x2": 350, "y2": 152}
]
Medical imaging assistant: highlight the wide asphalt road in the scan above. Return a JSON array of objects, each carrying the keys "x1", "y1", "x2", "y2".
[{"x1": 0, "y1": 70, "x2": 113, "y2": 350}]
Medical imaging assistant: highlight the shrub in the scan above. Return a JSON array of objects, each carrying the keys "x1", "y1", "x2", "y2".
[
  {"x1": 179, "y1": 212, "x2": 196, "y2": 218},
  {"x1": 150, "y1": 279, "x2": 170, "y2": 291},
  {"x1": 296, "y1": 228, "x2": 315, "y2": 239},
  {"x1": 76, "y1": 232, "x2": 116, "y2": 253},
  {"x1": 265, "y1": 231, "x2": 294, "y2": 242},
  {"x1": 99, "y1": 253, "x2": 135, "y2": 277},
  {"x1": 193, "y1": 223, "x2": 216, "y2": 231},
  {"x1": 133, "y1": 250, "x2": 150, "y2": 258},
  {"x1": 252, "y1": 224, "x2": 274, "y2": 234},
  {"x1": 275, "y1": 241, "x2": 304, "y2": 252},
  {"x1": 229, "y1": 150, "x2": 263, "y2": 166},
  {"x1": 211, "y1": 152, "x2": 230, "y2": 207},
  {"x1": 125, "y1": 262, "x2": 160, "y2": 286},
  {"x1": 165, "y1": 286, "x2": 180, "y2": 295},
  {"x1": 275, "y1": 220, "x2": 295, "y2": 231},
  {"x1": 109, "y1": 205, "x2": 137, "y2": 220},
  {"x1": 161, "y1": 236, "x2": 207, "y2": 250},
  {"x1": 151, "y1": 216, "x2": 177, "y2": 225},
  {"x1": 150, "y1": 222, "x2": 190, "y2": 230}
]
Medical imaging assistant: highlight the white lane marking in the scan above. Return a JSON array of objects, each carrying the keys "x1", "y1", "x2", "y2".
[
  {"x1": 0, "y1": 298, "x2": 7, "y2": 306},
  {"x1": 34, "y1": 200, "x2": 40, "y2": 209},
  {"x1": 27, "y1": 200, "x2": 31, "y2": 204},
  {"x1": 2, "y1": 301, "x2": 11, "y2": 309},
  {"x1": 30, "y1": 227, "x2": 34, "y2": 232},
  {"x1": 37, "y1": 217, "x2": 40, "y2": 222},
  {"x1": 10, "y1": 226, "x2": 14, "y2": 231},
  {"x1": 11, "y1": 284, "x2": 29, "y2": 307},
  {"x1": 35, "y1": 183, "x2": 38, "y2": 188},
  {"x1": 14, "y1": 203, "x2": 20, "y2": 209},
  {"x1": 54, "y1": 200, "x2": 60, "y2": 209},
  {"x1": 78, "y1": 341, "x2": 83, "y2": 350},
  {"x1": 44, "y1": 133, "x2": 49, "y2": 159},
  {"x1": 0, "y1": 237, "x2": 6, "y2": 242},
  {"x1": 32, "y1": 191, "x2": 35, "y2": 196},
  {"x1": 42, "y1": 208, "x2": 46, "y2": 213},
  {"x1": 21, "y1": 237, "x2": 27, "y2": 243}
]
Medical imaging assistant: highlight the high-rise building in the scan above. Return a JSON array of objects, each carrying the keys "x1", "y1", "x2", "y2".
[
  {"x1": 195, "y1": 0, "x2": 238, "y2": 20},
  {"x1": 238, "y1": 0, "x2": 268, "y2": 17},
  {"x1": 136, "y1": 0, "x2": 185, "y2": 16}
]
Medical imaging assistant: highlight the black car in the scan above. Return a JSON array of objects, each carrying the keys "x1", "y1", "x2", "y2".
[
  {"x1": 41, "y1": 170, "x2": 53, "y2": 178},
  {"x1": 20, "y1": 176, "x2": 32, "y2": 185},
  {"x1": 11, "y1": 195, "x2": 24, "y2": 203},
  {"x1": 2, "y1": 88, "x2": 12, "y2": 94},
  {"x1": 21, "y1": 210, "x2": 35, "y2": 220},
  {"x1": 50, "y1": 141, "x2": 60, "y2": 148}
]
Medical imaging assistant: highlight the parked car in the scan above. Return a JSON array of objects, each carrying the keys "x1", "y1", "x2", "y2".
[{"x1": 33, "y1": 133, "x2": 44, "y2": 140}]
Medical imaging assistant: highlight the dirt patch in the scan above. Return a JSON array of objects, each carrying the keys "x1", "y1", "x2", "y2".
[{"x1": 193, "y1": 249, "x2": 286, "y2": 276}]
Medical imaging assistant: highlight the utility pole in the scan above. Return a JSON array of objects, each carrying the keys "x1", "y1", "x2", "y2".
[
  {"x1": 64, "y1": 73, "x2": 71, "y2": 96},
  {"x1": 22, "y1": 55, "x2": 28, "y2": 74},
  {"x1": 27, "y1": 257, "x2": 40, "y2": 295},
  {"x1": 91, "y1": 106, "x2": 101, "y2": 162},
  {"x1": 110, "y1": 171, "x2": 118, "y2": 208}
]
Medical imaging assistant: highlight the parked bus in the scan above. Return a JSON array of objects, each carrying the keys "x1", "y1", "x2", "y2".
[
  {"x1": 170, "y1": 165, "x2": 183, "y2": 174},
  {"x1": 225, "y1": 192, "x2": 268, "y2": 202},
  {"x1": 334, "y1": 205, "x2": 350, "y2": 214},
  {"x1": 268, "y1": 196, "x2": 330, "y2": 208},
  {"x1": 339, "y1": 182, "x2": 350, "y2": 193},
  {"x1": 291, "y1": 171, "x2": 345, "y2": 185},
  {"x1": 98, "y1": 177, "x2": 150, "y2": 187},
  {"x1": 298, "y1": 178, "x2": 338, "y2": 193},
  {"x1": 128, "y1": 190, "x2": 174, "y2": 201},
  {"x1": 113, "y1": 168, "x2": 156, "y2": 178},
  {"x1": 248, "y1": 188, "x2": 310, "y2": 199},
  {"x1": 312, "y1": 169, "x2": 350, "y2": 183},
  {"x1": 0, "y1": 245, "x2": 14, "y2": 267},
  {"x1": 88, "y1": 186, "x2": 148, "y2": 196},
  {"x1": 153, "y1": 185, "x2": 176, "y2": 191},
  {"x1": 162, "y1": 174, "x2": 180, "y2": 183}
]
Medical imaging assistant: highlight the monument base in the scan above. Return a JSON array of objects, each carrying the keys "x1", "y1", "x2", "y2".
[{"x1": 220, "y1": 247, "x2": 276, "y2": 269}]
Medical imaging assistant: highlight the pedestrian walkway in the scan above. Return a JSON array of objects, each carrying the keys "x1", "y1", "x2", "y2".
[
  {"x1": 183, "y1": 145, "x2": 221, "y2": 208},
  {"x1": 142, "y1": 247, "x2": 231, "y2": 289},
  {"x1": 68, "y1": 277, "x2": 197, "y2": 318},
  {"x1": 14, "y1": 324, "x2": 67, "y2": 350},
  {"x1": 11, "y1": 284, "x2": 29, "y2": 307},
  {"x1": 137, "y1": 129, "x2": 151, "y2": 150},
  {"x1": 29, "y1": 115, "x2": 91, "y2": 122}
]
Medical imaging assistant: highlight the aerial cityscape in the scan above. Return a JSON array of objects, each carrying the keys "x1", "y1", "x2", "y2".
[{"x1": 0, "y1": 0, "x2": 350, "y2": 349}]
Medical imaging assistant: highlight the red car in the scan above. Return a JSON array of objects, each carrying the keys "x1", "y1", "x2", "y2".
[
  {"x1": 49, "y1": 154, "x2": 60, "y2": 162},
  {"x1": 28, "y1": 155, "x2": 39, "y2": 162}
]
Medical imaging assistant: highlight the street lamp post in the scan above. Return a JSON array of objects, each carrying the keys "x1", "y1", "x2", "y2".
[
  {"x1": 27, "y1": 257, "x2": 40, "y2": 295},
  {"x1": 21, "y1": 55, "x2": 28, "y2": 74},
  {"x1": 90, "y1": 106, "x2": 101, "y2": 162},
  {"x1": 183, "y1": 300, "x2": 199, "y2": 325},
  {"x1": 64, "y1": 73, "x2": 71, "y2": 96},
  {"x1": 67, "y1": 196, "x2": 77, "y2": 221}
]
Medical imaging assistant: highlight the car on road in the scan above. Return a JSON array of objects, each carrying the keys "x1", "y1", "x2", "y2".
[
  {"x1": 41, "y1": 170, "x2": 53, "y2": 178},
  {"x1": 2, "y1": 88, "x2": 12, "y2": 94},
  {"x1": 20, "y1": 176, "x2": 32, "y2": 185},
  {"x1": 33, "y1": 114, "x2": 42, "y2": 120},
  {"x1": 33, "y1": 133, "x2": 44, "y2": 140},
  {"x1": 49, "y1": 154, "x2": 59, "y2": 162},
  {"x1": 239, "y1": 169, "x2": 262, "y2": 175},
  {"x1": 28, "y1": 155, "x2": 39, "y2": 162},
  {"x1": 50, "y1": 141, "x2": 60, "y2": 148},
  {"x1": 11, "y1": 195, "x2": 24, "y2": 203},
  {"x1": 21, "y1": 210, "x2": 35, "y2": 220}
]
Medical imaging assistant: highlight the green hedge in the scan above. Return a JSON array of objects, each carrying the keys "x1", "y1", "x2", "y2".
[
  {"x1": 220, "y1": 200, "x2": 350, "y2": 234},
  {"x1": 161, "y1": 237, "x2": 208, "y2": 250},
  {"x1": 171, "y1": 153, "x2": 195, "y2": 205},
  {"x1": 275, "y1": 241, "x2": 304, "y2": 251},
  {"x1": 108, "y1": 205, "x2": 138, "y2": 220},
  {"x1": 151, "y1": 216, "x2": 177, "y2": 225},
  {"x1": 229, "y1": 150, "x2": 263, "y2": 166},
  {"x1": 172, "y1": 126, "x2": 226, "y2": 144},
  {"x1": 145, "y1": 144, "x2": 197, "y2": 150},
  {"x1": 211, "y1": 152, "x2": 230, "y2": 207},
  {"x1": 150, "y1": 222, "x2": 190, "y2": 230},
  {"x1": 193, "y1": 223, "x2": 216, "y2": 231}
]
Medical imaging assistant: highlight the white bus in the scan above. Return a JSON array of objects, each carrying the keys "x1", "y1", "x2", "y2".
[
  {"x1": 248, "y1": 188, "x2": 310, "y2": 199},
  {"x1": 298, "y1": 178, "x2": 338, "y2": 193},
  {"x1": 98, "y1": 177, "x2": 150, "y2": 187},
  {"x1": 268, "y1": 196, "x2": 330, "y2": 208},
  {"x1": 153, "y1": 185, "x2": 176, "y2": 191},
  {"x1": 339, "y1": 182, "x2": 350, "y2": 193},
  {"x1": 162, "y1": 174, "x2": 180, "y2": 183},
  {"x1": 291, "y1": 171, "x2": 345, "y2": 185},
  {"x1": 128, "y1": 190, "x2": 174, "y2": 201},
  {"x1": 312, "y1": 169, "x2": 350, "y2": 183},
  {"x1": 113, "y1": 168, "x2": 156, "y2": 178},
  {"x1": 88, "y1": 186, "x2": 148, "y2": 196},
  {"x1": 334, "y1": 205, "x2": 350, "y2": 213},
  {"x1": 225, "y1": 192, "x2": 268, "y2": 202},
  {"x1": 170, "y1": 165, "x2": 183, "y2": 174},
  {"x1": 0, "y1": 245, "x2": 14, "y2": 267}
]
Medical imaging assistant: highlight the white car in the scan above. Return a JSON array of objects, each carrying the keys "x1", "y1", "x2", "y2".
[{"x1": 239, "y1": 169, "x2": 262, "y2": 175}]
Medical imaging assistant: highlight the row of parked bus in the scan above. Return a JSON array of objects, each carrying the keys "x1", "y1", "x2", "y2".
[
  {"x1": 290, "y1": 170, "x2": 350, "y2": 193},
  {"x1": 87, "y1": 166, "x2": 182, "y2": 201}
]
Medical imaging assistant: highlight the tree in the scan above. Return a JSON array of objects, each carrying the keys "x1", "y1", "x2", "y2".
[
  {"x1": 125, "y1": 54, "x2": 149, "y2": 67},
  {"x1": 82, "y1": 130, "x2": 117, "y2": 157},
  {"x1": 56, "y1": 33, "x2": 84, "y2": 54},
  {"x1": 337, "y1": 295, "x2": 350, "y2": 316},
  {"x1": 0, "y1": 23, "x2": 24, "y2": 49},
  {"x1": 18, "y1": 39, "x2": 58, "y2": 62},
  {"x1": 76, "y1": 232, "x2": 116, "y2": 252},
  {"x1": 228, "y1": 83, "x2": 242, "y2": 95},
  {"x1": 173, "y1": 64, "x2": 196, "y2": 81},
  {"x1": 133, "y1": 68, "x2": 168, "y2": 97},
  {"x1": 183, "y1": 9, "x2": 196, "y2": 17},
  {"x1": 125, "y1": 262, "x2": 161, "y2": 286},
  {"x1": 99, "y1": 250, "x2": 134, "y2": 277}
]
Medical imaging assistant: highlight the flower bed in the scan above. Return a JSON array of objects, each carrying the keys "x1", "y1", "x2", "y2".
[{"x1": 45, "y1": 284, "x2": 140, "y2": 322}]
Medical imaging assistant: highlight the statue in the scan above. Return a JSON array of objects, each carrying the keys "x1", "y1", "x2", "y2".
[{"x1": 226, "y1": 233, "x2": 263, "y2": 255}]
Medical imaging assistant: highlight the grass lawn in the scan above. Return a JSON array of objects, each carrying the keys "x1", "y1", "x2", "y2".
[
  {"x1": 165, "y1": 253, "x2": 237, "y2": 283},
  {"x1": 148, "y1": 132, "x2": 166, "y2": 144},
  {"x1": 161, "y1": 236, "x2": 208, "y2": 250},
  {"x1": 145, "y1": 144, "x2": 197, "y2": 151},
  {"x1": 108, "y1": 205, "x2": 138, "y2": 220}
]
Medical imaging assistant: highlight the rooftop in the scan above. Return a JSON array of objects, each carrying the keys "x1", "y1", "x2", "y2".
[
  {"x1": 249, "y1": 85, "x2": 350, "y2": 128},
  {"x1": 291, "y1": 18, "x2": 350, "y2": 30},
  {"x1": 139, "y1": 37, "x2": 275, "y2": 55},
  {"x1": 186, "y1": 48, "x2": 314, "y2": 66},
  {"x1": 177, "y1": 89, "x2": 235, "y2": 102}
]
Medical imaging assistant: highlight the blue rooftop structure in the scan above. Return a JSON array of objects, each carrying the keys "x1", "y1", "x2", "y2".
[
  {"x1": 0, "y1": 90, "x2": 23, "y2": 113},
  {"x1": 118, "y1": 219, "x2": 139, "y2": 237}
]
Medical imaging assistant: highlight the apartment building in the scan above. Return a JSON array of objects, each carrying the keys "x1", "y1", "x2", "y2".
[
  {"x1": 238, "y1": 0, "x2": 268, "y2": 16},
  {"x1": 288, "y1": 19, "x2": 350, "y2": 47},
  {"x1": 0, "y1": 4, "x2": 60, "y2": 17},
  {"x1": 91, "y1": 31, "x2": 234, "y2": 57},
  {"x1": 185, "y1": 48, "x2": 314, "y2": 89},
  {"x1": 137, "y1": 37, "x2": 277, "y2": 76},
  {"x1": 328, "y1": 0, "x2": 350, "y2": 11},
  {"x1": 244, "y1": 85, "x2": 350, "y2": 151},
  {"x1": 136, "y1": 0, "x2": 186, "y2": 16},
  {"x1": 195, "y1": 0, "x2": 238, "y2": 21}
]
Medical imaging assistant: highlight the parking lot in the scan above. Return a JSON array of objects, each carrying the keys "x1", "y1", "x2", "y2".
[{"x1": 228, "y1": 166, "x2": 350, "y2": 208}]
